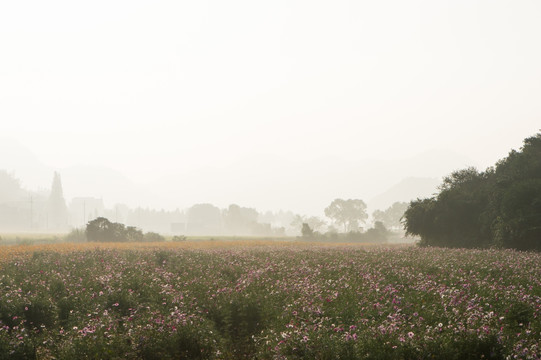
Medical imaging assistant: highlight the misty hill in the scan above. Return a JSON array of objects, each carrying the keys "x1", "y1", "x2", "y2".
[
  {"x1": 0, "y1": 138, "x2": 156, "y2": 208},
  {"x1": 1, "y1": 136, "x2": 477, "y2": 216},
  {"x1": 368, "y1": 177, "x2": 441, "y2": 211},
  {"x1": 0, "y1": 138, "x2": 52, "y2": 190},
  {"x1": 146, "y1": 149, "x2": 477, "y2": 215}
]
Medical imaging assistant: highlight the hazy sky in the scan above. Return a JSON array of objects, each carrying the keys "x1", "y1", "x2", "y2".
[{"x1": 1, "y1": 1, "x2": 540, "y2": 214}]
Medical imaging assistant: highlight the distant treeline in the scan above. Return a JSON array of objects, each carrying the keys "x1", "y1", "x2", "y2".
[
  {"x1": 403, "y1": 133, "x2": 541, "y2": 251},
  {"x1": 1, "y1": 165, "x2": 409, "y2": 238},
  {"x1": 299, "y1": 220, "x2": 390, "y2": 243}
]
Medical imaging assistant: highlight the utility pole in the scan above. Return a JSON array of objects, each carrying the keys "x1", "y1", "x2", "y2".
[{"x1": 83, "y1": 200, "x2": 86, "y2": 227}]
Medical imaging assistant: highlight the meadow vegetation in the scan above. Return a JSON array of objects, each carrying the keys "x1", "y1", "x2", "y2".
[{"x1": 0, "y1": 242, "x2": 539, "y2": 359}]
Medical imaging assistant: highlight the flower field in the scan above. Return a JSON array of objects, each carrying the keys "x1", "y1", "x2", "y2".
[{"x1": 0, "y1": 242, "x2": 539, "y2": 359}]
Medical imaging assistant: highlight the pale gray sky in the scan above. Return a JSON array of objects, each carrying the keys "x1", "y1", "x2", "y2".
[{"x1": 1, "y1": 0, "x2": 540, "y2": 214}]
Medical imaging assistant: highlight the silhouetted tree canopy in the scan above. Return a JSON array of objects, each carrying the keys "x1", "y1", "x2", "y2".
[
  {"x1": 301, "y1": 223, "x2": 314, "y2": 237},
  {"x1": 290, "y1": 215, "x2": 326, "y2": 235},
  {"x1": 364, "y1": 221, "x2": 389, "y2": 243},
  {"x1": 372, "y1": 202, "x2": 408, "y2": 230},
  {"x1": 48, "y1": 172, "x2": 68, "y2": 230},
  {"x1": 85, "y1": 217, "x2": 162, "y2": 242},
  {"x1": 403, "y1": 133, "x2": 541, "y2": 251},
  {"x1": 86, "y1": 217, "x2": 128, "y2": 242},
  {"x1": 0, "y1": 170, "x2": 26, "y2": 203},
  {"x1": 324, "y1": 198, "x2": 368, "y2": 232}
]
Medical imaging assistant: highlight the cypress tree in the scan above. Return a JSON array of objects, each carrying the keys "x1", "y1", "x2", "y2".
[{"x1": 48, "y1": 172, "x2": 68, "y2": 230}]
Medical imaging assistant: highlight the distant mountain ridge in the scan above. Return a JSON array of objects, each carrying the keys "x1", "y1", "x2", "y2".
[
  {"x1": 368, "y1": 177, "x2": 441, "y2": 211},
  {"x1": 0, "y1": 137, "x2": 52, "y2": 190},
  {"x1": 0, "y1": 138, "x2": 155, "y2": 208},
  {"x1": 1, "y1": 136, "x2": 477, "y2": 215}
]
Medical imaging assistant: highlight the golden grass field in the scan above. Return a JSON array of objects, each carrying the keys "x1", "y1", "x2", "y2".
[{"x1": 0, "y1": 239, "x2": 399, "y2": 265}]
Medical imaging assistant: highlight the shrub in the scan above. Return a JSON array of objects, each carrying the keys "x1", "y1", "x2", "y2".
[
  {"x1": 143, "y1": 232, "x2": 165, "y2": 242},
  {"x1": 506, "y1": 302, "x2": 534, "y2": 329},
  {"x1": 23, "y1": 297, "x2": 55, "y2": 329},
  {"x1": 64, "y1": 228, "x2": 86, "y2": 242},
  {"x1": 126, "y1": 226, "x2": 144, "y2": 242},
  {"x1": 86, "y1": 217, "x2": 145, "y2": 242}
]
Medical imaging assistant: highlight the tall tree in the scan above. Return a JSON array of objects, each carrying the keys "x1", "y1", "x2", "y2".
[
  {"x1": 305, "y1": 216, "x2": 326, "y2": 233},
  {"x1": 324, "y1": 198, "x2": 367, "y2": 232},
  {"x1": 372, "y1": 202, "x2": 408, "y2": 230},
  {"x1": 0, "y1": 170, "x2": 26, "y2": 203},
  {"x1": 48, "y1": 172, "x2": 68, "y2": 230}
]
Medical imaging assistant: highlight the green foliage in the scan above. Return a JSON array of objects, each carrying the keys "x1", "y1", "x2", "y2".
[
  {"x1": 403, "y1": 132, "x2": 541, "y2": 250},
  {"x1": 15, "y1": 237, "x2": 34, "y2": 246},
  {"x1": 324, "y1": 198, "x2": 368, "y2": 232},
  {"x1": 208, "y1": 297, "x2": 264, "y2": 356},
  {"x1": 0, "y1": 335, "x2": 36, "y2": 360},
  {"x1": 505, "y1": 302, "x2": 535, "y2": 329},
  {"x1": 499, "y1": 179, "x2": 541, "y2": 250},
  {"x1": 136, "y1": 320, "x2": 219, "y2": 360},
  {"x1": 57, "y1": 297, "x2": 74, "y2": 325},
  {"x1": 420, "y1": 333, "x2": 504, "y2": 360},
  {"x1": 86, "y1": 217, "x2": 125, "y2": 242},
  {"x1": 301, "y1": 222, "x2": 389, "y2": 243},
  {"x1": 23, "y1": 297, "x2": 56, "y2": 329},
  {"x1": 0, "y1": 247, "x2": 539, "y2": 358},
  {"x1": 143, "y1": 232, "x2": 165, "y2": 242},
  {"x1": 372, "y1": 202, "x2": 409, "y2": 230},
  {"x1": 126, "y1": 226, "x2": 144, "y2": 242},
  {"x1": 301, "y1": 223, "x2": 314, "y2": 237},
  {"x1": 363, "y1": 221, "x2": 389, "y2": 243},
  {"x1": 85, "y1": 217, "x2": 164, "y2": 243},
  {"x1": 64, "y1": 228, "x2": 86, "y2": 242}
]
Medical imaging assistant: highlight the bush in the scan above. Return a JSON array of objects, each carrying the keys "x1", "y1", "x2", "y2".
[
  {"x1": 85, "y1": 217, "x2": 145, "y2": 242},
  {"x1": 23, "y1": 297, "x2": 55, "y2": 329},
  {"x1": 64, "y1": 228, "x2": 86, "y2": 242},
  {"x1": 506, "y1": 302, "x2": 534, "y2": 329},
  {"x1": 86, "y1": 217, "x2": 124, "y2": 242},
  {"x1": 143, "y1": 232, "x2": 165, "y2": 242},
  {"x1": 126, "y1": 226, "x2": 144, "y2": 242}
]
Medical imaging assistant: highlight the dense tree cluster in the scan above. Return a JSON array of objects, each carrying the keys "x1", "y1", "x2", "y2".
[
  {"x1": 403, "y1": 133, "x2": 541, "y2": 251},
  {"x1": 85, "y1": 217, "x2": 164, "y2": 242},
  {"x1": 298, "y1": 198, "x2": 390, "y2": 243}
]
